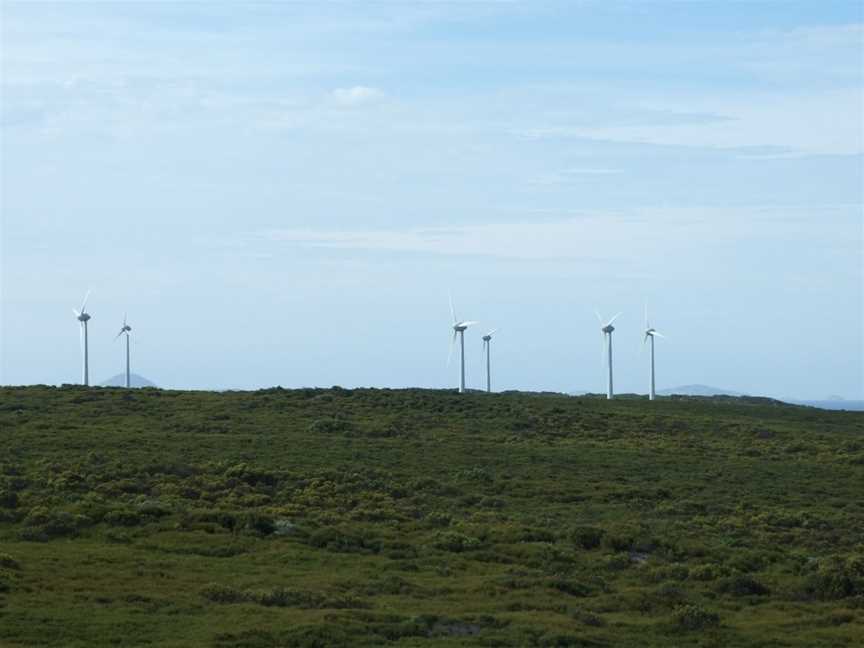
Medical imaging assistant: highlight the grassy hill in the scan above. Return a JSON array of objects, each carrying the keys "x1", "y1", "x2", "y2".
[{"x1": 0, "y1": 386, "x2": 862, "y2": 647}]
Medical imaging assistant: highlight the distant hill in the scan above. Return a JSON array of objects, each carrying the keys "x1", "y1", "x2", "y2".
[
  {"x1": 785, "y1": 399, "x2": 864, "y2": 412},
  {"x1": 99, "y1": 373, "x2": 158, "y2": 388},
  {"x1": 657, "y1": 384, "x2": 744, "y2": 397}
]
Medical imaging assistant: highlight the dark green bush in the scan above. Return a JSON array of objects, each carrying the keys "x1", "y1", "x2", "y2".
[
  {"x1": 549, "y1": 578, "x2": 593, "y2": 597},
  {"x1": 717, "y1": 574, "x2": 770, "y2": 596},
  {"x1": 569, "y1": 526, "x2": 605, "y2": 550},
  {"x1": 200, "y1": 583, "x2": 248, "y2": 604},
  {"x1": 239, "y1": 512, "x2": 275, "y2": 536},
  {"x1": 689, "y1": 564, "x2": 726, "y2": 581},
  {"x1": 20, "y1": 509, "x2": 90, "y2": 539},
  {"x1": 0, "y1": 489, "x2": 18, "y2": 508},
  {"x1": 104, "y1": 508, "x2": 144, "y2": 526},
  {"x1": 308, "y1": 527, "x2": 381, "y2": 554},
  {"x1": 0, "y1": 553, "x2": 19, "y2": 569},
  {"x1": 432, "y1": 531, "x2": 483, "y2": 553},
  {"x1": 308, "y1": 417, "x2": 355, "y2": 434},
  {"x1": 804, "y1": 567, "x2": 864, "y2": 601}
]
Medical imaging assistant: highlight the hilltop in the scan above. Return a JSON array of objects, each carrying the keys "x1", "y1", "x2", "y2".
[
  {"x1": 98, "y1": 373, "x2": 159, "y2": 388},
  {"x1": 0, "y1": 386, "x2": 862, "y2": 647}
]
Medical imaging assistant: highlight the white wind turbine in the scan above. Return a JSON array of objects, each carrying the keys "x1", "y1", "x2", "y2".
[
  {"x1": 115, "y1": 314, "x2": 133, "y2": 388},
  {"x1": 448, "y1": 294, "x2": 478, "y2": 394},
  {"x1": 596, "y1": 311, "x2": 621, "y2": 400},
  {"x1": 73, "y1": 290, "x2": 92, "y2": 386},
  {"x1": 643, "y1": 306, "x2": 665, "y2": 401},
  {"x1": 481, "y1": 329, "x2": 498, "y2": 393}
]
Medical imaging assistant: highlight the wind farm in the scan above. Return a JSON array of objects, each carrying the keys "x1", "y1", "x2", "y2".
[{"x1": 64, "y1": 291, "x2": 677, "y2": 399}]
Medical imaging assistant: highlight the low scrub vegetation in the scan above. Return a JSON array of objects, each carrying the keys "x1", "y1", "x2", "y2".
[{"x1": 0, "y1": 385, "x2": 862, "y2": 646}]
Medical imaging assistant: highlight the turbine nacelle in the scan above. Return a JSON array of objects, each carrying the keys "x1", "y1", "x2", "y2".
[
  {"x1": 453, "y1": 320, "x2": 477, "y2": 333},
  {"x1": 596, "y1": 311, "x2": 621, "y2": 335},
  {"x1": 115, "y1": 314, "x2": 132, "y2": 340},
  {"x1": 643, "y1": 328, "x2": 664, "y2": 342},
  {"x1": 73, "y1": 290, "x2": 91, "y2": 323}
]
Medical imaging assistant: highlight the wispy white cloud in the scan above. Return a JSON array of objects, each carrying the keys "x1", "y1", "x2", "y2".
[
  {"x1": 260, "y1": 206, "x2": 855, "y2": 267},
  {"x1": 519, "y1": 88, "x2": 864, "y2": 156},
  {"x1": 331, "y1": 86, "x2": 383, "y2": 107}
]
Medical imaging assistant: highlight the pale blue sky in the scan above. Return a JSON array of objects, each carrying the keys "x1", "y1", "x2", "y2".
[{"x1": 1, "y1": 1, "x2": 862, "y2": 399}]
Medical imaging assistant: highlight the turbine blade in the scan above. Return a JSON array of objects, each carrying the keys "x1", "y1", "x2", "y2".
[
  {"x1": 460, "y1": 320, "x2": 479, "y2": 328},
  {"x1": 653, "y1": 331, "x2": 665, "y2": 339},
  {"x1": 486, "y1": 328, "x2": 498, "y2": 337},
  {"x1": 594, "y1": 309, "x2": 604, "y2": 325},
  {"x1": 644, "y1": 304, "x2": 649, "y2": 330},
  {"x1": 606, "y1": 312, "x2": 622, "y2": 326},
  {"x1": 449, "y1": 292, "x2": 457, "y2": 324},
  {"x1": 447, "y1": 330, "x2": 457, "y2": 366},
  {"x1": 72, "y1": 309, "x2": 81, "y2": 318},
  {"x1": 80, "y1": 289, "x2": 91, "y2": 314}
]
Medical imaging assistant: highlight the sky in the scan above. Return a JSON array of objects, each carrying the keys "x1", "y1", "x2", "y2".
[{"x1": 1, "y1": 0, "x2": 862, "y2": 399}]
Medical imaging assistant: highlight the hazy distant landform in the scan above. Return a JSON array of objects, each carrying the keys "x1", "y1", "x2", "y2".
[
  {"x1": 98, "y1": 373, "x2": 158, "y2": 389},
  {"x1": 569, "y1": 384, "x2": 864, "y2": 411}
]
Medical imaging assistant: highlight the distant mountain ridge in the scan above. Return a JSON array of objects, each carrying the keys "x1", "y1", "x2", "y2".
[
  {"x1": 657, "y1": 384, "x2": 744, "y2": 397},
  {"x1": 99, "y1": 373, "x2": 158, "y2": 388}
]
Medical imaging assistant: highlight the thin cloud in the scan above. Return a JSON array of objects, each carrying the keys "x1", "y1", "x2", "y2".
[{"x1": 331, "y1": 86, "x2": 383, "y2": 106}]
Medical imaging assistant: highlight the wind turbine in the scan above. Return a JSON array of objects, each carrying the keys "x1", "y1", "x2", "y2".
[
  {"x1": 643, "y1": 307, "x2": 665, "y2": 401},
  {"x1": 481, "y1": 329, "x2": 498, "y2": 393},
  {"x1": 115, "y1": 314, "x2": 133, "y2": 388},
  {"x1": 448, "y1": 294, "x2": 478, "y2": 394},
  {"x1": 596, "y1": 311, "x2": 621, "y2": 400},
  {"x1": 73, "y1": 290, "x2": 92, "y2": 386}
]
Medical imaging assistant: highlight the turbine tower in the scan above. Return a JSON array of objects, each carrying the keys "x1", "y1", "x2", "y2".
[
  {"x1": 448, "y1": 294, "x2": 478, "y2": 394},
  {"x1": 115, "y1": 314, "x2": 133, "y2": 388},
  {"x1": 481, "y1": 329, "x2": 498, "y2": 393},
  {"x1": 596, "y1": 311, "x2": 621, "y2": 400},
  {"x1": 643, "y1": 307, "x2": 665, "y2": 401},
  {"x1": 73, "y1": 291, "x2": 92, "y2": 386}
]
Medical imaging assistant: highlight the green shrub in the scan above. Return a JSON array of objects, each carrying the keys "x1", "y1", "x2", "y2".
[
  {"x1": 239, "y1": 512, "x2": 275, "y2": 536},
  {"x1": 804, "y1": 566, "x2": 864, "y2": 601},
  {"x1": 425, "y1": 512, "x2": 452, "y2": 528},
  {"x1": 308, "y1": 417, "x2": 355, "y2": 434},
  {"x1": 308, "y1": 527, "x2": 381, "y2": 554},
  {"x1": 104, "y1": 508, "x2": 144, "y2": 527},
  {"x1": 549, "y1": 578, "x2": 593, "y2": 597},
  {"x1": 20, "y1": 509, "x2": 89, "y2": 539},
  {"x1": 432, "y1": 532, "x2": 483, "y2": 553},
  {"x1": 673, "y1": 604, "x2": 720, "y2": 631},
  {"x1": 0, "y1": 489, "x2": 18, "y2": 508},
  {"x1": 602, "y1": 529, "x2": 635, "y2": 553},
  {"x1": 569, "y1": 526, "x2": 605, "y2": 550},
  {"x1": 689, "y1": 564, "x2": 726, "y2": 581},
  {"x1": 717, "y1": 574, "x2": 770, "y2": 596},
  {"x1": 0, "y1": 553, "x2": 19, "y2": 569}
]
